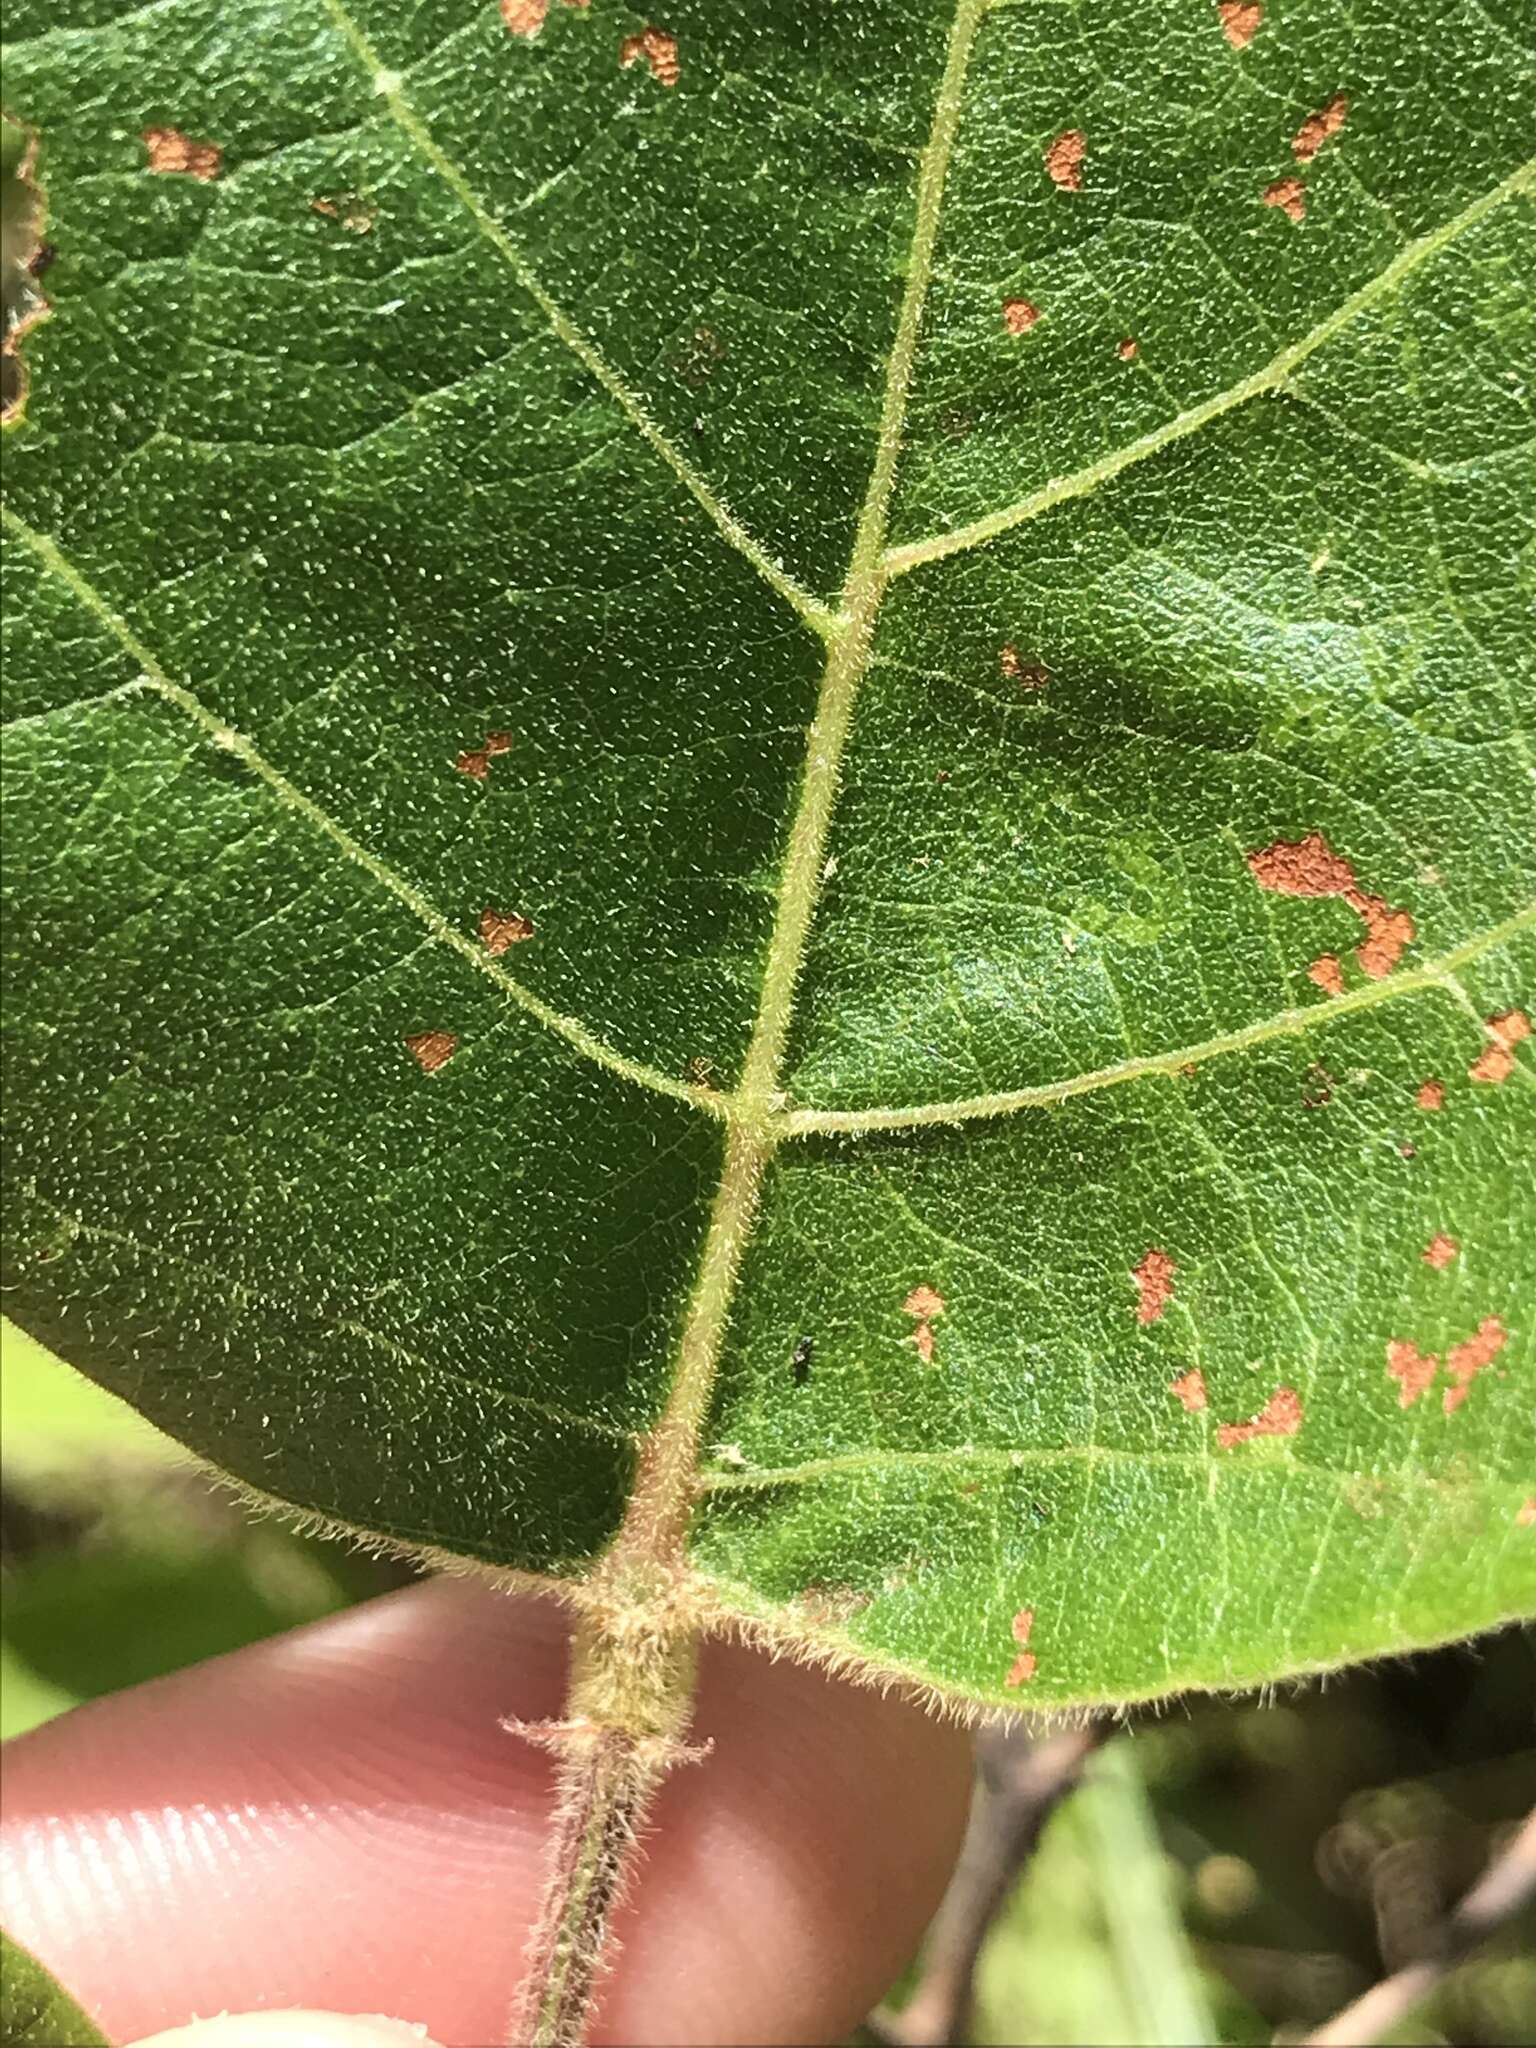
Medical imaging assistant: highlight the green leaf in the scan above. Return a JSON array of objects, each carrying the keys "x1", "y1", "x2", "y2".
[
  {"x1": 0, "y1": 1931, "x2": 110, "y2": 2048},
  {"x1": 2, "y1": 0, "x2": 1532, "y2": 1715}
]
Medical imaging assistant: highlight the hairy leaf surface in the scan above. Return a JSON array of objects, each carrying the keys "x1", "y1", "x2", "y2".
[{"x1": 2, "y1": 0, "x2": 1533, "y2": 1709}]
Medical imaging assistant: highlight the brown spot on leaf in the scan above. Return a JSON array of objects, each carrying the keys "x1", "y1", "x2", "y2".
[
  {"x1": 904, "y1": 1285, "x2": 945, "y2": 1320},
  {"x1": 1132, "y1": 1248, "x2": 1176, "y2": 1325},
  {"x1": 999, "y1": 645, "x2": 1049, "y2": 690},
  {"x1": 457, "y1": 731, "x2": 512, "y2": 780},
  {"x1": 480, "y1": 907, "x2": 535, "y2": 954},
  {"x1": 1517, "y1": 1498, "x2": 1536, "y2": 1528},
  {"x1": 1005, "y1": 1606, "x2": 1037, "y2": 1687},
  {"x1": 1045, "y1": 129, "x2": 1087, "y2": 191},
  {"x1": 1293, "y1": 94, "x2": 1349, "y2": 162},
  {"x1": 912, "y1": 1322, "x2": 937, "y2": 1366},
  {"x1": 311, "y1": 193, "x2": 376, "y2": 233},
  {"x1": 1264, "y1": 175, "x2": 1306, "y2": 223},
  {"x1": 684, "y1": 1055, "x2": 717, "y2": 1089},
  {"x1": 621, "y1": 25, "x2": 680, "y2": 85},
  {"x1": 1443, "y1": 1316, "x2": 1507, "y2": 1415},
  {"x1": 1307, "y1": 954, "x2": 1345, "y2": 996},
  {"x1": 1170, "y1": 1368, "x2": 1208, "y2": 1413},
  {"x1": 142, "y1": 127, "x2": 222, "y2": 180},
  {"x1": 1216, "y1": 1386, "x2": 1303, "y2": 1448},
  {"x1": 404, "y1": 1029, "x2": 457, "y2": 1074},
  {"x1": 1246, "y1": 832, "x2": 1414, "y2": 981},
  {"x1": 1218, "y1": 1, "x2": 1263, "y2": 47},
  {"x1": 1416, "y1": 1080, "x2": 1445, "y2": 1112},
  {"x1": 1003, "y1": 298, "x2": 1040, "y2": 334},
  {"x1": 1117, "y1": 338, "x2": 1138, "y2": 361},
  {"x1": 502, "y1": 0, "x2": 547, "y2": 30},
  {"x1": 1388, "y1": 1337, "x2": 1440, "y2": 1407},
  {"x1": 1423, "y1": 1234, "x2": 1458, "y2": 1270},
  {"x1": 1469, "y1": 1010, "x2": 1530, "y2": 1084}
]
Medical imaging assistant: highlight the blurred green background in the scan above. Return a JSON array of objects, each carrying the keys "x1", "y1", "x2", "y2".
[{"x1": 3, "y1": 1317, "x2": 1532, "y2": 2044}]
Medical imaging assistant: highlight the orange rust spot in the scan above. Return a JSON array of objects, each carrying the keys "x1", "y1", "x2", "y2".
[
  {"x1": 1216, "y1": 1386, "x2": 1303, "y2": 1448},
  {"x1": 480, "y1": 907, "x2": 535, "y2": 954},
  {"x1": 457, "y1": 729, "x2": 512, "y2": 780},
  {"x1": 1045, "y1": 129, "x2": 1087, "y2": 192},
  {"x1": 1117, "y1": 338, "x2": 1138, "y2": 361},
  {"x1": 1264, "y1": 176, "x2": 1306, "y2": 223},
  {"x1": 1443, "y1": 1316, "x2": 1507, "y2": 1415},
  {"x1": 1246, "y1": 832, "x2": 1414, "y2": 981},
  {"x1": 1470, "y1": 1009, "x2": 1530, "y2": 1084},
  {"x1": 1218, "y1": 1, "x2": 1263, "y2": 46},
  {"x1": 1386, "y1": 1338, "x2": 1437, "y2": 1409},
  {"x1": 1355, "y1": 904, "x2": 1415, "y2": 980},
  {"x1": 1169, "y1": 1367, "x2": 1208, "y2": 1413},
  {"x1": 1004, "y1": 1607, "x2": 1037, "y2": 1687},
  {"x1": 1003, "y1": 297, "x2": 1040, "y2": 334},
  {"x1": 904, "y1": 1285, "x2": 945, "y2": 1320},
  {"x1": 1423, "y1": 1234, "x2": 1458, "y2": 1270},
  {"x1": 621, "y1": 25, "x2": 680, "y2": 85},
  {"x1": 1307, "y1": 954, "x2": 1345, "y2": 996},
  {"x1": 404, "y1": 1030, "x2": 457, "y2": 1074},
  {"x1": 1293, "y1": 94, "x2": 1349, "y2": 163},
  {"x1": 1469, "y1": 1045, "x2": 1514, "y2": 1084},
  {"x1": 1517, "y1": 1498, "x2": 1536, "y2": 1527},
  {"x1": 1132, "y1": 1248, "x2": 1176, "y2": 1325},
  {"x1": 501, "y1": 0, "x2": 587, "y2": 34},
  {"x1": 1416, "y1": 1080, "x2": 1445, "y2": 1112},
  {"x1": 142, "y1": 127, "x2": 222, "y2": 180},
  {"x1": 999, "y1": 645, "x2": 1049, "y2": 690},
  {"x1": 912, "y1": 1322, "x2": 937, "y2": 1366}
]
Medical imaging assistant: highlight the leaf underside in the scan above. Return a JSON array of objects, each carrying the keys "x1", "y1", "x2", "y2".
[{"x1": 2, "y1": 0, "x2": 1533, "y2": 1711}]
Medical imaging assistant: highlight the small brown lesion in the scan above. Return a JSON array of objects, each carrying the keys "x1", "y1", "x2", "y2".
[
  {"x1": 621, "y1": 25, "x2": 680, "y2": 86},
  {"x1": 1292, "y1": 94, "x2": 1349, "y2": 163},
  {"x1": 311, "y1": 193, "x2": 376, "y2": 234},
  {"x1": 999, "y1": 645, "x2": 1049, "y2": 690},
  {"x1": 1246, "y1": 831, "x2": 1415, "y2": 982},
  {"x1": 1117, "y1": 337, "x2": 1138, "y2": 361},
  {"x1": 903, "y1": 1284, "x2": 945, "y2": 1367},
  {"x1": 1215, "y1": 1385, "x2": 1302, "y2": 1448},
  {"x1": 1263, "y1": 176, "x2": 1306, "y2": 223},
  {"x1": 1004, "y1": 1606, "x2": 1037, "y2": 1687},
  {"x1": 1415, "y1": 1079, "x2": 1446, "y2": 1112},
  {"x1": 1468, "y1": 1009, "x2": 1529, "y2": 1085},
  {"x1": 404, "y1": 1029, "x2": 457, "y2": 1074},
  {"x1": 1422, "y1": 1234, "x2": 1458, "y2": 1270},
  {"x1": 1002, "y1": 298, "x2": 1040, "y2": 334},
  {"x1": 480, "y1": 906, "x2": 536, "y2": 954},
  {"x1": 1131, "y1": 1248, "x2": 1176, "y2": 1325},
  {"x1": 1169, "y1": 1367, "x2": 1207, "y2": 1413},
  {"x1": 142, "y1": 127, "x2": 222, "y2": 180},
  {"x1": 456, "y1": 730, "x2": 514, "y2": 781},
  {"x1": 1217, "y1": 1, "x2": 1263, "y2": 48},
  {"x1": 1045, "y1": 129, "x2": 1086, "y2": 192},
  {"x1": 501, "y1": 0, "x2": 588, "y2": 37}
]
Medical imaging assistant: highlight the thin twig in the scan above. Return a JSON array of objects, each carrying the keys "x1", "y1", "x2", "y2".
[
  {"x1": 1305, "y1": 1804, "x2": 1536, "y2": 2046},
  {"x1": 872, "y1": 1718, "x2": 1111, "y2": 2046}
]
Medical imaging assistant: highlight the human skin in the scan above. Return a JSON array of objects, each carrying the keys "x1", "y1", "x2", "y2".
[{"x1": 0, "y1": 1576, "x2": 973, "y2": 2046}]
